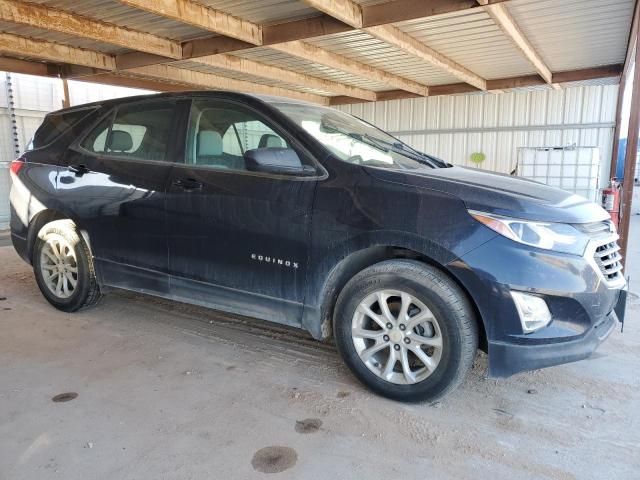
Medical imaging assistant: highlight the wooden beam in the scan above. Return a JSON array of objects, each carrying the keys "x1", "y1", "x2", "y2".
[
  {"x1": 362, "y1": 0, "x2": 508, "y2": 26},
  {"x1": 76, "y1": 72, "x2": 187, "y2": 92},
  {"x1": 126, "y1": 64, "x2": 330, "y2": 104},
  {"x1": 479, "y1": 1, "x2": 553, "y2": 85},
  {"x1": 270, "y1": 41, "x2": 429, "y2": 96},
  {"x1": 552, "y1": 64, "x2": 623, "y2": 84},
  {"x1": 195, "y1": 54, "x2": 377, "y2": 101},
  {"x1": 613, "y1": 0, "x2": 639, "y2": 263},
  {"x1": 611, "y1": 0, "x2": 638, "y2": 178},
  {"x1": 119, "y1": 0, "x2": 262, "y2": 45},
  {"x1": 0, "y1": 33, "x2": 116, "y2": 70},
  {"x1": 61, "y1": 78, "x2": 70, "y2": 108},
  {"x1": 618, "y1": 32, "x2": 640, "y2": 263},
  {"x1": 329, "y1": 65, "x2": 623, "y2": 104},
  {"x1": 262, "y1": 14, "x2": 351, "y2": 44},
  {"x1": 365, "y1": 25, "x2": 487, "y2": 90},
  {"x1": 0, "y1": 56, "x2": 54, "y2": 77},
  {"x1": 303, "y1": 0, "x2": 363, "y2": 28},
  {"x1": 0, "y1": 0, "x2": 182, "y2": 59}
]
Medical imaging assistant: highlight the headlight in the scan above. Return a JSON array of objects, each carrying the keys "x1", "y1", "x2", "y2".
[{"x1": 469, "y1": 210, "x2": 589, "y2": 255}]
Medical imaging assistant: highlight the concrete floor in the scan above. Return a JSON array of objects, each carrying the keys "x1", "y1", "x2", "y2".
[{"x1": 1, "y1": 221, "x2": 639, "y2": 480}]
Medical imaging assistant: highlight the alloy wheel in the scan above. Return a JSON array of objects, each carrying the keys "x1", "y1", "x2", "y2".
[
  {"x1": 351, "y1": 289, "x2": 443, "y2": 384},
  {"x1": 40, "y1": 235, "x2": 78, "y2": 299}
]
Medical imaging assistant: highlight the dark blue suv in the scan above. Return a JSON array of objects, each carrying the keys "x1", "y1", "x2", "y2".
[{"x1": 9, "y1": 92, "x2": 627, "y2": 402}]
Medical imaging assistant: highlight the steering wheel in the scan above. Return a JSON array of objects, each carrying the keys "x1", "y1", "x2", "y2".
[{"x1": 348, "y1": 155, "x2": 364, "y2": 165}]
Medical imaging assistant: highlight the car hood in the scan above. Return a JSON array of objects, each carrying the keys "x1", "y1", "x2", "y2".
[{"x1": 364, "y1": 165, "x2": 609, "y2": 224}]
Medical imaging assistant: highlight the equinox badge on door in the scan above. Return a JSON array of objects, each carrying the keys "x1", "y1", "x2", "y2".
[{"x1": 251, "y1": 253, "x2": 299, "y2": 269}]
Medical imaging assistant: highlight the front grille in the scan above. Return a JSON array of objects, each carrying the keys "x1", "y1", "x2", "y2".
[
  {"x1": 594, "y1": 241, "x2": 624, "y2": 283},
  {"x1": 575, "y1": 219, "x2": 624, "y2": 285}
]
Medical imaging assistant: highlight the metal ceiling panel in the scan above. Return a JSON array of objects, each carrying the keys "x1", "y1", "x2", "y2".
[
  {"x1": 395, "y1": 7, "x2": 536, "y2": 80},
  {"x1": 507, "y1": 0, "x2": 635, "y2": 72},
  {"x1": 172, "y1": 59, "x2": 335, "y2": 96},
  {"x1": 308, "y1": 30, "x2": 461, "y2": 86},
  {"x1": 236, "y1": 47, "x2": 392, "y2": 91}
]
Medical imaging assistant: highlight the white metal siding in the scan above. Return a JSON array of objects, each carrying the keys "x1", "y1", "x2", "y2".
[{"x1": 338, "y1": 84, "x2": 618, "y2": 192}]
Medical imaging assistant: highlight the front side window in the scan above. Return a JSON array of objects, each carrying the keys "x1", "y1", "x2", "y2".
[
  {"x1": 80, "y1": 101, "x2": 177, "y2": 162},
  {"x1": 186, "y1": 100, "x2": 289, "y2": 171}
]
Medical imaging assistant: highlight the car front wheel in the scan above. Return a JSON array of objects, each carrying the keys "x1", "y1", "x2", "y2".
[{"x1": 333, "y1": 259, "x2": 478, "y2": 402}]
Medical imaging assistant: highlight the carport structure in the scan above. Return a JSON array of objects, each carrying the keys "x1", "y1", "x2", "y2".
[
  {"x1": 0, "y1": 0, "x2": 638, "y2": 249},
  {"x1": 0, "y1": 0, "x2": 632, "y2": 104}
]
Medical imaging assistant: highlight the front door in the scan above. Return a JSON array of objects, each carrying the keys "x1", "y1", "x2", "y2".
[
  {"x1": 165, "y1": 98, "x2": 318, "y2": 325},
  {"x1": 60, "y1": 98, "x2": 188, "y2": 292}
]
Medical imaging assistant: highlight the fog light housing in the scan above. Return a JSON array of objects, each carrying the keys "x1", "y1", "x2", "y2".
[{"x1": 511, "y1": 291, "x2": 552, "y2": 333}]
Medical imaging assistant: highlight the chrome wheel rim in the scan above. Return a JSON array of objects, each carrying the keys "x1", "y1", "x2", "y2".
[
  {"x1": 40, "y1": 235, "x2": 78, "y2": 299},
  {"x1": 351, "y1": 289, "x2": 443, "y2": 385}
]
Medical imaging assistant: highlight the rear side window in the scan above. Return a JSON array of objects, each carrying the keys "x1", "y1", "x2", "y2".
[
  {"x1": 30, "y1": 108, "x2": 95, "y2": 150},
  {"x1": 80, "y1": 101, "x2": 177, "y2": 162}
]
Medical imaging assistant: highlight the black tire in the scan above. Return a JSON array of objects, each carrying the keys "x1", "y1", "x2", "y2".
[
  {"x1": 32, "y1": 219, "x2": 102, "y2": 312},
  {"x1": 333, "y1": 259, "x2": 478, "y2": 402}
]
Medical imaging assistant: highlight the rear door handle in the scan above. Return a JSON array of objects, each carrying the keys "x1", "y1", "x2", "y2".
[
  {"x1": 68, "y1": 164, "x2": 90, "y2": 175},
  {"x1": 173, "y1": 178, "x2": 203, "y2": 191}
]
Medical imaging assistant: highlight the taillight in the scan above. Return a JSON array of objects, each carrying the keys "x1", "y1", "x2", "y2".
[{"x1": 9, "y1": 158, "x2": 24, "y2": 175}]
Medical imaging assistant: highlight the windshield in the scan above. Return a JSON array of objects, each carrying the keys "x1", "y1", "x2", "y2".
[{"x1": 272, "y1": 102, "x2": 447, "y2": 170}]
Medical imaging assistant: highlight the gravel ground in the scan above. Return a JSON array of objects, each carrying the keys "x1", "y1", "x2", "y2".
[{"x1": 1, "y1": 223, "x2": 639, "y2": 480}]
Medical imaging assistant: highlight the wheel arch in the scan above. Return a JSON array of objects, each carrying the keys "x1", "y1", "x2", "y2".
[
  {"x1": 303, "y1": 245, "x2": 487, "y2": 352},
  {"x1": 26, "y1": 209, "x2": 93, "y2": 265}
]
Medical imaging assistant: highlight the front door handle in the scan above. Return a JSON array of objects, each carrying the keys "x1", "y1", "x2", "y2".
[
  {"x1": 173, "y1": 178, "x2": 203, "y2": 191},
  {"x1": 68, "y1": 164, "x2": 90, "y2": 176}
]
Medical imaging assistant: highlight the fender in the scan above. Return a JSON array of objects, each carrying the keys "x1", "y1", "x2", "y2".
[{"x1": 302, "y1": 230, "x2": 463, "y2": 340}]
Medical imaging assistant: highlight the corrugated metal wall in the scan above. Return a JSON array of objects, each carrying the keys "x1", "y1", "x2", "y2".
[
  {"x1": 338, "y1": 84, "x2": 619, "y2": 190},
  {"x1": 0, "y1": 73, "x2": 152, "y2": 229}
]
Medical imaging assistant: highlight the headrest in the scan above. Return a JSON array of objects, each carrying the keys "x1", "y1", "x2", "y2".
[
  {"x1": 258, "y1": 133, "x2": 284, "y2": 149},
  {"x1": 109, "y1": 130, "x2": 133, "y2": 152},
  {"x1": 198, "y1": 130, "x2": 223, "y2": 156}
]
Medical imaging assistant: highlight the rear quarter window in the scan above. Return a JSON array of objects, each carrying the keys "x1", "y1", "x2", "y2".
[{"x1": 29, "y1": 108, "x2": 96, "y2": 150}]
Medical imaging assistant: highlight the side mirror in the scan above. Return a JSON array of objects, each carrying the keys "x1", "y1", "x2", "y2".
[{"x1": 244, "y1": 148, "x2": 315, "y2": 176}]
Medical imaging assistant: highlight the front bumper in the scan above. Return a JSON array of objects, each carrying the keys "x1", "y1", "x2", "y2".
[
  {"x1": 447, "y1": 235, "x2": 625, "y2": 377},
  {"x1": 488, "y1": 306, "x2": 618, "y2": 377}
]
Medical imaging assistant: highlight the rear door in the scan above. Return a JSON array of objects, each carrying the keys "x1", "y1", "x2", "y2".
[
  {"x1": 165, "y1": 98, "x2": 319, "y2": 325},
  {"x1": 59, "y1": 98, "x2": 189, "y2": 292}
]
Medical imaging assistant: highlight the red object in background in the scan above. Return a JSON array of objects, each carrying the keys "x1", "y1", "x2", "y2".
[
  {"x1": 9, "y1": 158, "x2": 24, "y2": 175},
  {"x1": 602, "y1": 178, "x2": 621, "y2": 229}
]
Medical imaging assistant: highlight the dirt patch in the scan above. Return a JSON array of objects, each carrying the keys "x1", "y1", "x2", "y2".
[
  {"x1": 336, "y1": 391, "x2": 350, "y2": 398},
  {"x1": 251, "y1": 446, "x2": 297, "y2": 474},
  {"x1": 295, "y1": 418, "x2": 322, "y2": 434}
]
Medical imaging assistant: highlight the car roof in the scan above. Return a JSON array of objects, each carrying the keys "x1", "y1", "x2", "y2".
[{"x1": 50, "y1": 90, "x2": 321, "y2": 116}]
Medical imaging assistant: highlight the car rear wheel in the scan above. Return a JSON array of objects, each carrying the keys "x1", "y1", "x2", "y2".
[
  {"x1": 33, "y1": 220, "x2": 102, "y2": 312},
  {"x1": 333, "y1": 259, "x2": 478, "y2": 402}
]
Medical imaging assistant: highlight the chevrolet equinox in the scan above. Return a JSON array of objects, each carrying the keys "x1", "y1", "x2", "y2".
[{"x1": 9, "y1": 92, "x2": 627, "y2": 402}]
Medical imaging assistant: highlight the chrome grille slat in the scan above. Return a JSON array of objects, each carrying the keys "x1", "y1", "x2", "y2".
[
  {"x1": 585, "y1": 219, "x2": 624, "y2": 285},
  {"x1": 601, "y1": 256, "x2": 621, "y2": 267},
  {"x1": 597, "y1": 245, "x2": 620, "y2": 256},
  {"x1": 605, "y1": 264, "x2": 623, "y2": 274}
]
